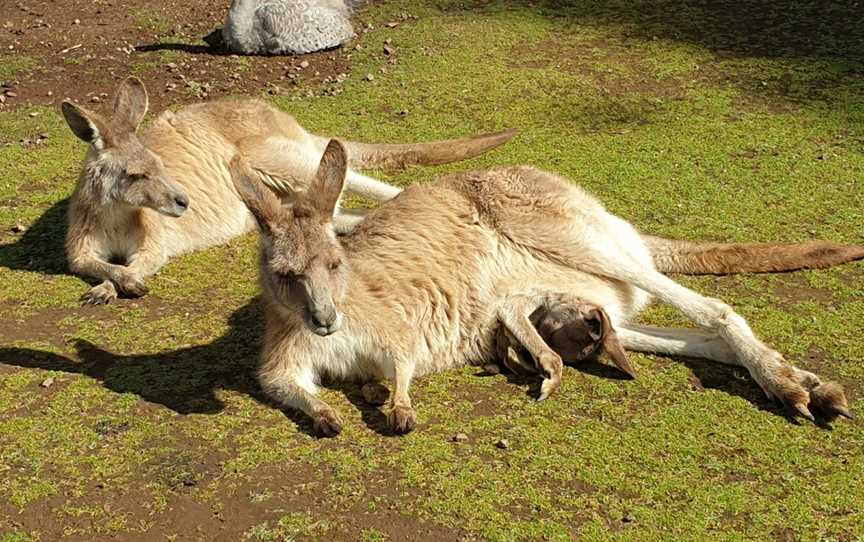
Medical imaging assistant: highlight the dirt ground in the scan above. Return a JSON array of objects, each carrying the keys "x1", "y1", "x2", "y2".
[{"x1": 0, "y1": 0, "x2": 413, "y2": 112}]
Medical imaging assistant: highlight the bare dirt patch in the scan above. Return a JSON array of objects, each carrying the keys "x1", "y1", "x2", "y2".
[
  {"x1": 0, "y1": 0, "x2": 411, "y2": 112},
  {"x1": 510, "y1": 37, "x2": 687, "y2": 101}
]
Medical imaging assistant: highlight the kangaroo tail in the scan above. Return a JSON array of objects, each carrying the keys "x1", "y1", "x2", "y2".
[
  {"x1": 644, "y1": 235, "x2": 864, "y2": 275},
  {"x1": 336, "y1": 128, "x2": 517, "y2": 170}
]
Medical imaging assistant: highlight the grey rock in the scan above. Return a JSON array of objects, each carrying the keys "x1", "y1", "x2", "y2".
[{"x1": 216, "y1": 0, "x2": 359, "y2": 56}]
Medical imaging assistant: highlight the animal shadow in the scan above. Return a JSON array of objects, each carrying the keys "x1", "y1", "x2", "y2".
[{"x1": 0, "y1": 198, "x2": 69, "y2": 276}]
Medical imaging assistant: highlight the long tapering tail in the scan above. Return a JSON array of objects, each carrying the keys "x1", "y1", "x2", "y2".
[
  {"x1": 335, "y1": 128, "x2": 517, "y2": 170},
  {"x1": 644, "y1": 235, "x2": 864, "y2": 275}
]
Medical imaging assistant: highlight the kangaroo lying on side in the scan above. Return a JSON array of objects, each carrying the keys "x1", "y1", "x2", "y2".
[
  {"x1": 61, "y1": 77, "x2": 516, "y2": 304},
  {"x1": 233, "y1": 140, "x2": 860, "y2": 436}
]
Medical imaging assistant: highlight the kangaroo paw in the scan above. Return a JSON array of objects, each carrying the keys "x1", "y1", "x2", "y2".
[
  {"x1": 312, "y1": 408, "x2": 343, "y2": 437},
  {"x1": 81, "y1": 281, "x2": 117, "y2": 305},
  {"x1": 387, "y1": 405, "x2": 417, "y2": 434},
  {"x1": 361, "y1": 382, "x2": 390, "y2": 406}
]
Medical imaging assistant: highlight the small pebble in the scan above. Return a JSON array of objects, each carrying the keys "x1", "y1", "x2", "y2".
[
  {"x1": 452, "y1": 433, "x2": 469, "y2": 443},
  {"x1": 46, "y1": 90, "x2": 53, "y2": 97},
  {"x1": 495, "y1": 438, "x2": 510, "y2": 450},
  {"x1": 90, "y1": 95, "x2": 101, "y2": 103},
  {"x1": 622, "y1": 512, "x2": 635, "y2": 523},
  {"x1": 40, "y1": 377, "x2": 55, "y2": 388},
  {"x1": 73, "y1": 19, "x2": 80, "y2": 25},
  {"x1": 4, "y1": 90, "x2": 17, "y2": 97},
  {"x1": 11, "y1": 222, "x2": 27, "y2": 234},
  {"x1": 365, "y1": 73, "x2": 374, "y2": 81},
  {"x1": 298, "y1": 60, "x2": 309, "y2": 69}
]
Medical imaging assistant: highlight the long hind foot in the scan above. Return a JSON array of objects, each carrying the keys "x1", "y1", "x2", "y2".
[{"x1": 752, "y1": 351, "x2": 852, "y2": 422}]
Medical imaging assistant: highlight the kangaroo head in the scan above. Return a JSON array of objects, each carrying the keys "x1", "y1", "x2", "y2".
[
  {"x1": 61, "y1": 77, "x2": 189, "y2": 217},
  {"x1": 531, "y1": 302, "x2": 636, "y2": 379},
  {"x1": 231, "y1": 140, "x2": 350, "y2": 337}
]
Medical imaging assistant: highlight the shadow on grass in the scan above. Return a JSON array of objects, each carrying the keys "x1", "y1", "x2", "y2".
[
  {"x1": 448, "y1": 0, "x2": 864, "y2": 106},
  {"x1": 0, "y1": 295, "x2": 842, "y2": 434},
  {"x1": 0, "y1": 199, "x2": 69, "y2": 276},
  {"x1": 449, "y1": 0, "x2": 863, "y2": 61},
  {"x1": 677, "y1": 355, "x2": 843, "y2": 428},
  {"x1": 0, "y1": 298, "x2": 400, "y2": 437}
]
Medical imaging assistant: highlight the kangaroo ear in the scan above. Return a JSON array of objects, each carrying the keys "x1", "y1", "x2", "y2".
[
  {"x1": 587, "y1": 308, "x2": 636, "y2": 379},
  {"x1": 61, "y1": 101, "x2": 110, "y2": 149},
  {"x1": 312, "y1": 139, "x2": 348, "y2": 217},
  {"x1": 112, "y1": 76, "x2": 148, "y2": 130},
  {"x1": 229, "y1": 154, "x2": 284, "y2": 235}
]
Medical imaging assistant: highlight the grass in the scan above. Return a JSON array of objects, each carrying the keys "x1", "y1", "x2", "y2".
[
  {"x1": 1, "y1": 0, "x2": 864, "y2": 540},
  {"x1": 133, "y1": 8, "x2": 174, "y2": 35},
  {"x1": 0, "y1": 56, "x2": 38, "y2": 79}
]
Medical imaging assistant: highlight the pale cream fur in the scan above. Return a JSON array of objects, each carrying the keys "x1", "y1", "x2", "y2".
[
  {"x1": 235, "y1": 141, "x2": 853, "y2": 436},
  {"x1": 62, "y1": 77, "x2": 516, "y2": 304}
]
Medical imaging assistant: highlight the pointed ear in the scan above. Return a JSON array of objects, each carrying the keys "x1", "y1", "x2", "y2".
[
  {"x1": 61, "y1": 101, "x2": 110, "y2": 149},
  {"x1": 587, "y1": 308, "x2": 636, "y2": 379},
  {"x1": 112, "y1": 76, "x2": 148, "y2": 130},
  {"x1": 312, "y1": 139, "x2": 348, "y2": 217},
  {"x1": 229, "y1": 154, "x2": 284, "y2": 234}
]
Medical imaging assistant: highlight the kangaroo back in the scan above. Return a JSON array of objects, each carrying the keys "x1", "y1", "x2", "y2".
[{"x1": 645, "y1": 235, "x2": 864, "y2": 274}]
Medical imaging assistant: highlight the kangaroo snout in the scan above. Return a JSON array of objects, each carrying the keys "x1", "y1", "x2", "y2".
[
  {"x1": 306, "y1": 305, "x2": 342, "y2": 336},
  {"x1": 160, "y1": 189, "x2": 190, "y2": 217}
]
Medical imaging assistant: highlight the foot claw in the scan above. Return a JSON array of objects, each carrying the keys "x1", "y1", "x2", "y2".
[
  {"x1": 833, "y1": 407, "x2": 854, "y2": 420},
  {"x1": 755, "y1": 356, "x2": 852, "y2": 425},
  {"x1": 536, "y1": 377, "x2": 559, "y2": 402},
  {"x1": 792, "y1": 402, "x2": 815, "y2": 422}
]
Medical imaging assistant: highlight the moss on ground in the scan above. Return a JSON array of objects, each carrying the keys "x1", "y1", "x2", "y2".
[{"x1": 1, "y1": 0, "x2": 863, "y2": 540}]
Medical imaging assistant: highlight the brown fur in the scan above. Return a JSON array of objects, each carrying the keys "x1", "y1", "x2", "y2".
[
  {"x1": 62, "y1": 77, "x2": 516, "y2": 304},
  {"x1": 234, "y1": 141, "x2": 854, "y2": 435},
  {"x1": 645, "y1": 236, "x2": 864, "y2": 274},
  {"x1": 492, "y1": 294, "x2": 636, "y2": 379}
]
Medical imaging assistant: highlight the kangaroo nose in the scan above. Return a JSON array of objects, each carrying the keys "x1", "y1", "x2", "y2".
[
  {"x1": 174, "y1": 194, "x2": 189, "y2": 210},
  {"x1": 310, "y1": 314, "x2": 329, "y2": 328}
]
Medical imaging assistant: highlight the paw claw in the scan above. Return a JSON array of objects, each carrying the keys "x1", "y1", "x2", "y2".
[
  {"x1": 387, "y1": 405, "x2": 416, "y2": 434},
  {"x1": 312, "y1": 410, "x2": 343, "y2": 437},
  {"x1": 81, "y1": 282, "x2": 117, "y2": 305}
]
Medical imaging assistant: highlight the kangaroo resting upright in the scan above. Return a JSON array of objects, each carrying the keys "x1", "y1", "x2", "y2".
[{"x1": 234, "y1": 140, "x2": 860, "y2": 436}]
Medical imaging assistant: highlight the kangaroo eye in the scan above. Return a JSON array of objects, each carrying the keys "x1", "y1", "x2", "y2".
[
  {"x1": 328, "y1": 259, "x2": 342, "y2": 271},
  {"x1": 128, "y1": 173, "x2": 147, "y2": 182}
]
